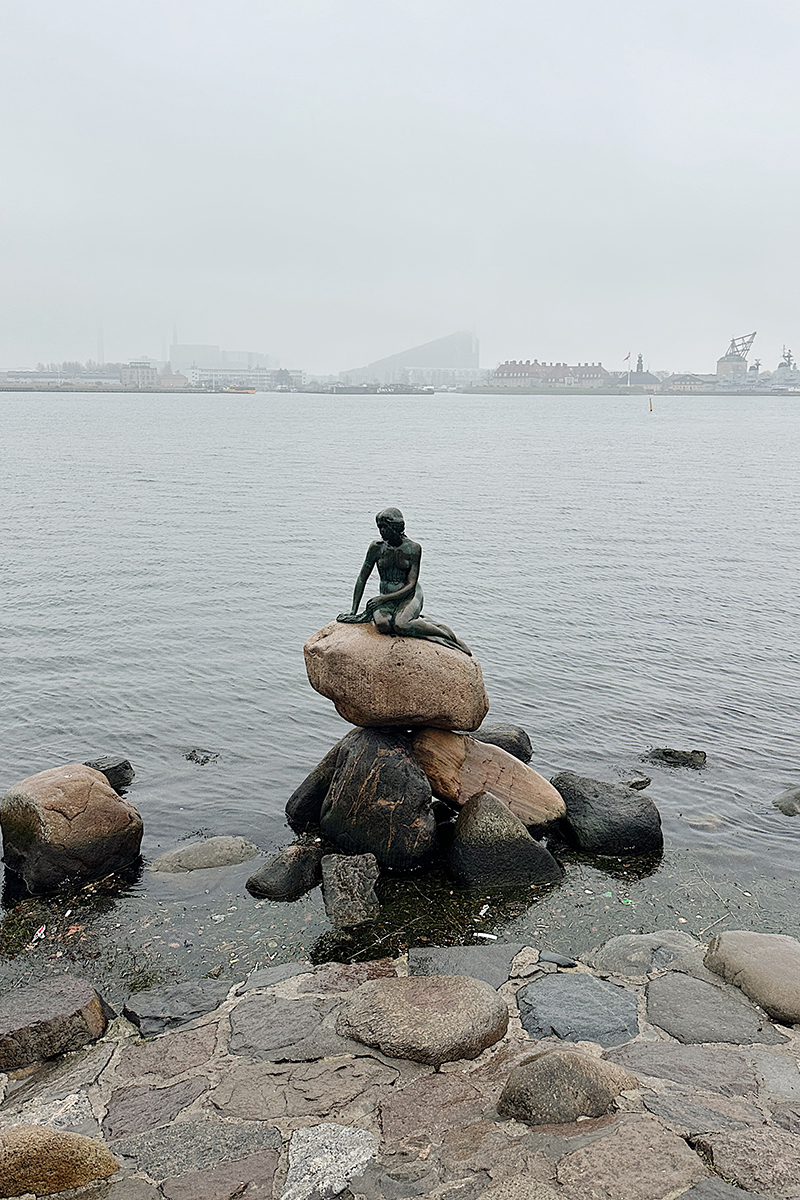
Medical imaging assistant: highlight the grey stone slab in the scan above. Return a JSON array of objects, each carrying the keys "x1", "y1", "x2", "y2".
[
  {"x1": 122, "y1": 978, "x2": 231, "y2": 1036},
  {"x1": 606, "y1": 1041, "x2": 758, "y2": 1097},
  {"x1": 646, "y1": 973, "x2": 785, "y2": 1045},
  {"x1": 748, "y1": 1047, "x2": 800, "y2": 1102},
  {"x1": 590, "y1": 930, "x2": 698, "y2": 977},
  {"x1": 111, "y1": 1115, "x2": 281, "y2": 1182},
  {"x1": 53, "y1": 1183, "x2": 163, "y2": 1200},
  {"x1": 682, "y1": 1181, "x2": 772, "y2": 1199},
  {"x1": 162, "y1": 1149, "x2": 278, "y2": 1200},
  {"x1": 228, "y1": 992, "x2": 334, "y2": 1058},
  {"x1": 1, "y1": 1041, "x2": 114, "y2": 1112},
  {"x1": 408, "y1": 943, "x2": 525, "y2": 989},
  {"x1": 0, "y1": 1089, "x2": 102, "y2": 1138},
  {"x1": 641, "y1": 1083, "x2": 763, "y2": 1135},
  {"x1": 516, "y1": 972, "x2": 639, "y2": 1048},
  {"x1": 283, "y1": 1123, "x2": 379, "y2": 1200},
  {"x1": 236, "y1": 962, "x2": 312, "y2": 993},
  {"x1": 210, "y1": 1056, "x2": 399, "y2": 1122},
  {"x1": 115, "y1": 1023, "x2": 217, "y2": 1081},
  {"x1": 103, "y1": 1076, "x2": 209, "y2": 1139}
]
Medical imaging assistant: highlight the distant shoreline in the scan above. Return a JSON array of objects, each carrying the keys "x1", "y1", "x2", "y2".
[{"x1": 1, "y1": 383, "x2": 798, "y2": 398}]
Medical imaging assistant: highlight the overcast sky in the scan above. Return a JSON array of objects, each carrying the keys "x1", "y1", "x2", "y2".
[{"x1": 2, "y1": 0, "x2": 799, "y2": 374}]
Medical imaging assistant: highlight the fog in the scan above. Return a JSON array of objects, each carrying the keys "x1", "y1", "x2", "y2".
[{"x1": 1, "y1": 0, "x2": 799, "y2": 374}]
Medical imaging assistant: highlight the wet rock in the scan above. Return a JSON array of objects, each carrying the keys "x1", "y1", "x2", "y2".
[
  {"x1": 705, "y1": 929, "x2": 800, "y2": 1024},
  {"x1": 606, "y1": 1041, "x2": 757, "y2": 1097},
  {"x1": 282, "y1": 1123, "x2": 379, "y2": 1200},
  {"x1": 550, "y1": 770, "x2": 664, "y2": 855},
  {"x1": 590, "y1": 929, "x2": 699, "y2": 977},
  {"x1": 0, "y1": 763, "x2": 144, "y2": 893},
  {"x1": 0, "y1": 1124, "x2": 119, "y2": 1197},
  {"x1": 102, "y1": 1076, "x2": 208, "y2": 1139},
  {"x1": 83, "y1": 755, "x2": 135, "y2": 793},
  {"x1": 623, "y1": 771, "x2": 651, "y2": 790},
  {"x1": 0, "y1": 976, "x2": 108, "y2": 1071},
  {"x1": 237, "y1": 962, "x2": 311, "y2": 993},
  {"x1": 497, "y1": 1047, "x2": 636, "y2": 1125},
  {"x1": 245, "y1": 840, "x2": 326, "y2": 900},
  {"x1": 335, "y1": 974, "x2": 508, "y2": 1066},
  {"x1": 184, "y1": 748, "x2": 219, "y2": 765},
  {"x1": 644, "y1": 747, "x2": 707, "y2": 769},
  {"x1": 110, "y1": 1116, "x2": 281, "y2": 1183},
  {"x1": 446, "y1": 792, "x2": 563, "y2": 887},
  {"x1": 285, "y1": 740, "x2": 342, "y2": 831},
  {"x1": 161, "y1": 1150, "x2": 278, "y2": 1200},
  {"x1": 408, "y1": 942, "x2": 526, "y2": 989},
  {"x1": 305, "y1": 620, "x2": 489, "y2": 729},
  {"x1": 774, "y1": 785, "x2": 800, "y2": 816},
  {"x1": 693, "y1": 1126, "x2": 800, "y2": 1197},
  {"x1": 473, "y1": 723, "x2": 533, "y2": 763},
  {"x1": 413, "y1": 729, "x2": 565, "y2": 827},
  {"x1": 319, "y1": 728, "x2": 436, "y2": 870},
  {"x1": 151, "y1": 835, "x2": 258, "y2": 873},
  {"x1": 122, "y1": 978, "x2": 231, "y2": 1037},
  {"x1": 517, "y1": 972, "x2": 639, "y2": 1048},
  {"x1": 646, "y1": 973, "x2": 784, "y2": 1045},
  {"x1": 321, "y1": 852, "x2": 380, "y2": 927},
  {"x1": 555, "y1": 1114, "x2": 708, "y2": 1198}
]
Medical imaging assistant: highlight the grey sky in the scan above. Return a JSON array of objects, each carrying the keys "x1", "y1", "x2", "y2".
[{"x1": 2, "y1": 0, "x2": 799, "y2": 374}]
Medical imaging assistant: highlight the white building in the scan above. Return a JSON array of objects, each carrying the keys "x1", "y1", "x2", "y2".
[{"x1": 120, "y1": 361, "x2": 160, "y2": 387}]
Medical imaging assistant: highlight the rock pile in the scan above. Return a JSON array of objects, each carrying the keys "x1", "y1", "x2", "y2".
[{"x1": 248, "y1": 621, "x2": 664, "y2": 921}]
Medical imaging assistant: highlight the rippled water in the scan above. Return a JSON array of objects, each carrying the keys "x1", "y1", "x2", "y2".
[{"x1": 3, "y1": 389, "x2": 800, "y2": 887}]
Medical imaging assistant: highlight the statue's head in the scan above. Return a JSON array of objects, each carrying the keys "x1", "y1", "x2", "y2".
[{"x1": 376, "y1": 507, "x2": 405, "y2": 545}]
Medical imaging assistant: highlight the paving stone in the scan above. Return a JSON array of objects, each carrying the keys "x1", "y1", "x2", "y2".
[
  {"x1": 705, "y1": 930, "x2": 800, "y2": 1024},
  {"x1": 161, "y1": 1149, "x2": 278, "y2": 1200},
  {"x1": 282, "y1": 1123, "x2": 379, "y2": 1200},
  {"x1": 1, "y1": 1042, "x2": 114, "y2": 1113},
  {"x1": 498, "y1": 1047, "x2": 637, "y2": 1125},
  {"x1": 0, "y1": 1124, "x2": 119, "y2": 1197},
  {"x1": 60, "y1": 1183, "x2": 162, "y2": 1200},
  {"x1": 641, "y1": 1083, "x2": 764, "y2": 1135},
  {"x1": 472, "y1": 1182, "x2": 560, "y2": 1200},
  {"x1": 440, "y1": 1119, "x2": 558, "y2": 1184},
  {"x1": 681, "y1": 1180, "x2": 772, "y2": 1199},
  {"x1": 516, "y1": 972, "x2": 639, "y2": 1048},
  {"x1": 297, "y1": 958, "x2": 397, "y2": 994},
  {"x1": 590, "y1": 930, "x2": 699, "y2": 977},
  {"x1": 0, "y1": 1089, "x2": 101, "y2": 1138},
  {"x1": 236, "y1": 962, "x2": 313, "y2": 993},
  {"x1": 211, "y1": 1056, "x2": 398, "y2": 1122},
  {"x1": 555, "y1": 1114, "x2": 708, "y2": 1198},
  {"x1": 122, "y1": 978, "x2": 231, "y2": 1037},
  {"x1": 408, "y1": 943, "x2": 525, "y2": 989},
  {"x1": 228, "y1": 993, "x2": 334, "y2": 1059},
  {"x1": 110, "y1": 1116, "x2": 281, "y2": 1182},
  {"x1": 102, "y1": 1076, "x2": 208, "y2": 1139},
  {"x1": 0, "y1": 976, "x2": 108, "y2": 1070},
  {"x1": 694, "y1": 1126, "x2": 800, "y2": 1197},
  {"x1": 348, "y1": 1147, "x2": 445, "y2": 1199},
  {"x1": 606, "y1": 1041, "x2": 758, "y2": 1097},
  {"x1": 335, "y1": 975, "x2": 508, "y2": 1066},
  {"x1": 380, "y1": 1072, "x2": 487, "y2": 1148},
  {"x1": 646, "y1": 973, "x2": 785, "y2": 1045},
  {"x1": 115, "y1": 1023, "x2": 217, "y2": 1081},
  {"x1": 748, "y1": 1046, "x2": 800, "y2": 1102},
  {"x1": 773, "y1": 1102, "x2": 800, "y2": 1133}
]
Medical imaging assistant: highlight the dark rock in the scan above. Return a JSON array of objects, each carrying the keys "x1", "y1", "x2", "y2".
[
  {"x1": 472, "y1": 723, "x2": 533, "y2": 763},
  {"x1": 640, "y1": 1083, "x2": 763, "y2": 1135},
  {"x1": 646, "y1": 973, "x2": 785, "y2": 1045},
  {"x1": 774, "y1": 785, "x2": 800, "y2": 816},
  {"x1": 497, "y1": 1047, "x2": 636, "y2": 1124},
  {"x1": 540, "y1": 950, "x2": 578, "y2": 967},
  {"x1": 237, "y1": 962, "x2": 312, "y2": 993},
  {"x1": 590, "y1": 929, "x2": 699, "y2": 976},
  {"x1": 110, "y1": 1116, "x2": 281, "y2": 1183},
  {"x1": 102, "y1": 1075, "x2": 209, "y2": 1139},
  {"x1": 705, "y1": 929, "x2": 800, "y2": 1024},
  {"x1": 83, "y1": 755, "x2": 135, "y2": 793},
  {"x1": 644, "y1": 747, "x2": 707, "y2": 769},
  {"x1": 321, "y1": 852, "x2": 380, "y2": 927},
  {"x1": 151, "y1": 835, "x2": 258, "y2": 873},
  {"x1": 184, "y1": 748, "x2": 219, "y2": 765},
  {"x1": 0, "y1": 1125, "x2": 119, "y2": 1197},
  {"x1": 335, "y1": 974, "x2": 508, "y2": 1066},
  {"x1": 122, "y1": 978, "x2": 231, "y2": 1037},
  {"x1": 447, "y1": 792, "x2": 563, "y2": 887},
  {"x1": 162, "y1": 1150, "x2": 278, "y2": 1200},
  {"x1": 0, "y1": 763, "x2": 144, "y2": 894},
  {"x1": 282, "y1": 1124, "x2": 379, "y2": 1200},
  {"x1": 286, "y1": 740, "x2": 342, "y2": 832},
  {"x1": 624, "y1": 772, "x2": 651, "y2": 790},
  {"x1": 229, "y1": 993, "x2": 332, "y2": 1059},
  {"x1": 0, "y1": 976, "x2": 108, "y2": 1070},
  {"x1": 550, "y1": 771, "x2": 663, "y2": 855},
  {"x1": 606, "y1": 1041, "x2": 757, "y2": 1097},
  {"x1": 408, "y1": 942, "x2": 526, "y2": 989},
  {"x1": 516, "y1": 972, "x2": 639, "y2": 1048},
  {"x1": 320, "y1": 729, "x2": 436, "y2": 870},
  {"x1": 246, "y1": 839, "x2": 326, "y2": 900}
]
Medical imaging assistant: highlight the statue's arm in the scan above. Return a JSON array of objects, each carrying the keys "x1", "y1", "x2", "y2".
[{"x1": 348, "y1": 543, "x2": 380, "y2": 614}]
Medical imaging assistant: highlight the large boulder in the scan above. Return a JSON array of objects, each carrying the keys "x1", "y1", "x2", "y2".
[
  {"x1": 447, "y1": 792, "x2": 563, "y2": 887},
  {"x1": 0, "y1": 1125, "x2": 119, "y2": 1197},
  {"x1": 304, "y1": 621, "x2": 489, "y2": 730},
  {"x1": 1, "y1": 763, "x2": 143, "y2": 893},
  {"x1": 497, "y1": 1046, "x2": 637, "y2": 1125},
  {"x1": 413, "y1": 729, "x2": 565, "y2": 828},
  {"x1": 0, "y1": 976, "x2": 109, "y2": 1070},
  {"x1": 286, "y1": 741, "x2": 343, "y2": 831},
  {"x1": 335, "y1": 974, "x2": 508, "y2": 1065},
  {"x1": 319, "y1": 729, "x2": 436, "y2": 870},
  {"x1": 704, "y1": 930, "x2": 800, "y2": 1025},
  {"x1": 472, "y1": 723, "x2": 532, "y2": 763},
  {"x1": 550, "y1": 771, "x2": 663, "y2": 855}
]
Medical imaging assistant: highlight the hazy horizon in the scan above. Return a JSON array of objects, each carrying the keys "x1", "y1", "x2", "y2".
[{"x1": 2, "y1": 1, "x2": 799, "y2": 375}]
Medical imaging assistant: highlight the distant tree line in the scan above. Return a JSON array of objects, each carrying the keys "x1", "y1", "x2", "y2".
[{"x1": 36, "y1": 360, "x2": 125, "y2": 375}]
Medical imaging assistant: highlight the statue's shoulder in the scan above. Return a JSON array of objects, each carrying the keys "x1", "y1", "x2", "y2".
[
  {"x1": 404, "y1": 537, "x2": 422, "y2": 556},
  {"x1": 367, "y1": 538, "x2": 384, "y2": 556}
]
